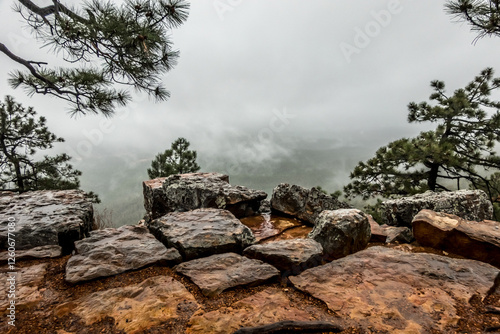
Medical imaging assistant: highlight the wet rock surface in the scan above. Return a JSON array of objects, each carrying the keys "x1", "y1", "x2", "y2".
[
  {"x1": 65, "y1": 225, "x2": 181, "y2": 283},
  {"x1": 186, "y1": 288, "x2": 315, "y2": 334},
  {"x1": 290, "y1": 246, "x2": 500, "y2": 333},
  {"x1": 382, "y1": 190, "x2": 493, "y2": 227},
  {"x1": 55, "y1": 276, "x2": 200, "y2": 334},
  {"x1": 240, "y1": 214, "x2": 303, "y2": 242},
  {"x1": 412, "y1": 209, "x2": 500, "y2": 267},
  {"x1": 369, "y1": 217, "x2": 413, "y2": 244},
  {"x1": 148, "y1": 208, "x2": 255, "y2": 260},
  {"x1": 175, "y1": 253, "x2": 279, "y2": 297},
  {"x1": 243, "y1": 239, "x2": 323, "y2": 274},
  {"x1": 270, "y1": 184, "x2": 350, "y2": 224},
  {"x1": 0, "y1": 263, "x2": 49, "y2": 313},
  {"x1": 0, "y1": 190, "x2": 93, "y2": 254},
  {"x1": 150, "y1": 172, "x2": 267, "y2": 218},
  {"x1": 308, "y1": 209, "x2": 371, "y2": 261},
  {"x1": 0, "y1": 245, "x2": 62, "y2": 262}
]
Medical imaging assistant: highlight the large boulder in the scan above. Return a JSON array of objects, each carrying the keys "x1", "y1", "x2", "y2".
[
  {"x1": 270, "y1": 184, "x2": 350, "y2": 224},
  {"x1": 65, "y1": 225, "x2": 182, "y2": 283},
  {"x1": 412, "y1": 209, "x2": 500, "y2": 267},
  {"x1": 0, "y1": 190, "x2": 93, "y2": 254},
  {"x1": 143, "y1": 173, "x2": 267, "y2": 220},
  {"x1": 55, "y1": 276, "x2": 200, "y2": 334},
  {"x1": 290, "y1": 246, "x2": 500, "y2": 333},
  {"x1": 381, "y1": 190, "x2": 493, "y2": 227},
  {"x1": 175, "y1": 253, "x2": 279, "y2": 297},
  {"x1": 148, "y1": 208, "x2": 255, "y2": 260},
  {"x1": 308, "y1": 209, "x2": 371, "y2": 261},
  {"x1": 243, "y1": 239, "x2": 323, "y2": 275}
]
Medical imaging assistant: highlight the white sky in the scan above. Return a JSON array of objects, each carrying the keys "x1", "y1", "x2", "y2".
[{"x1": 2, "y1": 1, "x2": 500, "y2": 222}]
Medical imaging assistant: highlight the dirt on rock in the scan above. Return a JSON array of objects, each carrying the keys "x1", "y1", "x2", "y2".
[{"x1": 1, "y1": 242, "x2": 499, "y2": 334}]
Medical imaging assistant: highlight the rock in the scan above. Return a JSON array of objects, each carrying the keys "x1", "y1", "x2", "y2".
[
  {"x1": 257, "y1": 199, "x2": 271, "y2": 214},
  {"x1": 148, "y1": 208, "x2": 255, "y2": 260},
  {"x1": 270, "y1": 184, "x2": 351, "y2": 224},
  {"x1": 290, "y1": 246, "x2": 500, "y2": 333},
  {"x1": 369, "y1": 216, "x2": 413, "y2": 244},
  {"x1": 243, "y1": 239, "x2": 323, "y2": 275},
  {"x1": 65, "y1": 225, "x2": 181, "y2": 283},
  {"x1": 412, "y1": 209, "x2": 500, "y2": 267},
  {"x1": 144, "y1": 172, "x2": 267, "y2": 219},
  {"x1": 0, "y1": 245, "x2": 62, "y2": 262},
  {"x1": 175, "y1": 253, "x2": 279, "y2": 297},
  {"x1": 381, "y1": 190, "x2": 493, "y2": 227},
  {"x1": 186, "y1": 288, "x2": 315, "y2": 333},
  {"x1": 143, "y1": 173, "x2": 232, "y2": 220},
  {"x1": 55, "y1": 276, "x2": 199, "y2": 334},
  {"x1": 142, "y1": 177, "x2": 168, "y2": 221},
  {"x1": 0, "y1": 263, "x2": 48, "y2": 313},
  {"x1": 368, "y1": 215, "x2": 387, "y2": 243},
  {"x1": 308, "y1": 209, "x2": 371, "y2": 261},
  {"x1": 0, "y1": 190, "x2": 93, "y2": 254}
]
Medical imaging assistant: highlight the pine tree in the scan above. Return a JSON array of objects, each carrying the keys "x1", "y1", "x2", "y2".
[
  {"x1": 344, "y1": 68, "x2": 500, "y2": 201},
  {"x1": 446, "y1": 0, "x2": 500, "y2": 42},
  {"x1": 0, "y1": 0, "x2": 189, "y2": 116},
  {"x1": 147, "y1": 137, "x2": 200, "y2": 179},
  {"x1": 0, "y1": 95, "x2": 97, "y2": 200}
]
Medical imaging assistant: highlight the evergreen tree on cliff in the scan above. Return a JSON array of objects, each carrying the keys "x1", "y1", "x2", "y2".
[
  {"x1": 446, "y1": 0, "x2": 500, "y2": 42},
  {"x1": 0, "y1": 0, "x2": 189, "y2": 116},
  {"x1": 344, "y1": 68, "x2": 500, "y2": 202},
  {"x1": 148, "y1": 137, "x2": 200, "y2": 179},
  {"x1": 0, "y1": 96, "x2": 98, "y2": 201}
]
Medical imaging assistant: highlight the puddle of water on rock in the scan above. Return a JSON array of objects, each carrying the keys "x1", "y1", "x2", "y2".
[{"x1": 240, "y1": 214, "x2": 311, "y2": 243}]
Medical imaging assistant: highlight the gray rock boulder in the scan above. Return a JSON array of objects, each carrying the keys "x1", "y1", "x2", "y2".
[
  {"x1": 65, "y1": 225, "x2": 181, "y2": 283},
  {"x1": 175, "y1": 253, "x2": 279, "y2": 297},
  {"x1": 148, "y1": 208, "x2": 255, "y2": 260},
  {"x1": 308, "y1": 209, "x2": 371, "y2": 261},
  {"x1": 144, "y1": 173, "x2": 267, "y2": 219},
  {"x1": 270, "y1": 184, "x2": 350, "y2": 224},
  {"x1": 0, "y1": 190, "x2": 93, "y2": 254},
  {"x1": 243, "y1": 238, "x2": 323, "y2": 275},
  {"x1": 412, "y1": 209, "x2": 500, "y2": 267},
  {"x1": 381, "y1": 190, "x2": 493, "y2": 227}
]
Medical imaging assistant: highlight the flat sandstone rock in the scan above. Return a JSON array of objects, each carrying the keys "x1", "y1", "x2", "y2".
[
  {"x1": 290, "y1": 246, "x2": 499, "y2": 333},
  {"x1": 65, "y1": 225, "x2": 181, "y2": 283},
  {"x1": 175, "y1": 252, "x2": 279, "y2": 297},
  {"x1": 55, "y1": 276, "x2": 199, "y2": 334},
  {"x1": 186, "y1": 288, "x2": 315, "y2": 334}
]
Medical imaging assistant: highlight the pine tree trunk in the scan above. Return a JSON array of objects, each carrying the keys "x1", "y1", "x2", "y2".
[{"x1": 427, "y1": 163, "x2": 439, "y2": 191}]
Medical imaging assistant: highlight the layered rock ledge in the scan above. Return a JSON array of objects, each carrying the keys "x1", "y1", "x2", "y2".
[
  {"x1": 0, "y1": 190, "x2": 93, "y2": 254},
  {"x1": 381, "y1": 190, "x2": 493, "y2": 227},
  {"x1": 143, "y1": 173, "x2": 267, "y2": 219}
]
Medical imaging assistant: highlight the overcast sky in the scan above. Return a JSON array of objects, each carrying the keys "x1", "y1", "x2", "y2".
[{"x1": 2, "y1": 1, "x2": 500, "y2": 223}]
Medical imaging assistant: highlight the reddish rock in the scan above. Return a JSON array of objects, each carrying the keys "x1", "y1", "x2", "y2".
[
  {"x1": 412, "y1": 209, "x2": 500, "y2": 267},
  {"x1": 290, "y1": 246, "x2": 499, "y2": 333},
  {"x1": 369, "y1": 216, "x2": 413, "y2": 244},
  {"x1": 186, "y1": 288, "x2": 315, "y2": 334},
  {"x1": 55, "y1": 276, "x2": 199, "y2": 334}
]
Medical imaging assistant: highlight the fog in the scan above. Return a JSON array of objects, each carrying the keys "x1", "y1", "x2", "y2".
[{"x1": 2, "y1": 1, "x2": 500, "y2": 225}]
